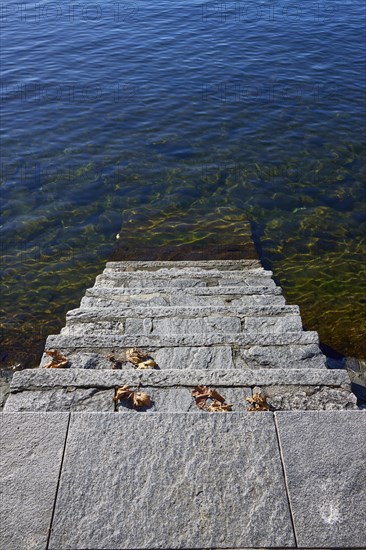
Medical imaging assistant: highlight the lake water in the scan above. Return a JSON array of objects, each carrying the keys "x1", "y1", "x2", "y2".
[{"x1": 1, "y1": 0, "x2": 365, "y2": 369}]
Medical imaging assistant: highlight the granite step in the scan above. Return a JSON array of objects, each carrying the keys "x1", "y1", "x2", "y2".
[
  {"x1": 40, "y1": 342, "x2": 327, "y2": 370},
  {"x1": 61, "y1": 314, "x2": 303, "y2": 336},
  {"x1": 81, "y1": 293, "x2": 286, "y2": 309},
  {"x1": 105, "y1": 259, "x2": 262, "y2": 271},
  {"x1": 46, "y1": 331, "x2": 319, "y2": 349},
  {"x1": 4, "y1": 368, "x2": 356, "y2": 413},
  {"x1": 94, "y1": 275, "x2": 277, "y2": 289},
  {"x1": 66, "y1": 304, "x2": 300, "y2": 321}
]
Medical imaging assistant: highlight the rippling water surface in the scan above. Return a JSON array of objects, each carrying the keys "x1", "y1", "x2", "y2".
[{"x1": 1, "y1": 0, "x2": 365, "y2": 368}]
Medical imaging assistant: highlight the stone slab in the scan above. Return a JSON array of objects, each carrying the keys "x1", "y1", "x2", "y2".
[
  {"x1": 0, "y1": 412, "x2": 69, "y2": 550},
  {"x1": 48, "y1": 413, "x2": 295, "y2": 549},
  {"x1": 45, "y1": 331, "x2": 318, "y2": 349},
  {"x1": 275, "y1": 411, "x2": 366, "y2": 548},
  {"x1": 81, "y1": 293, "x2": 287, "y2": 309},
  {"x1": 106, "y1": 259, "x2": 262, "y2": 271},
  {"x1": 237, "y1": 344, "x2": 327, "y2": 369},
  {"x1": 87, "y1": 285, "x2": 283, "y2": 296},
  {"x1": 4, "y1": 388, "x2": 114, "y2": 412},
  {"x1": 10, "y1": 368, "x2": 351, "y2": 391},
  {"x1": 254, "y1": 385, "x2": 358, "y2": 410},
  {"x1": 116, "y1": 387, "x2": 252, "y2": 413},
  {"x1": 66, "y1": 304, "x2": 300, "y2": 320}
]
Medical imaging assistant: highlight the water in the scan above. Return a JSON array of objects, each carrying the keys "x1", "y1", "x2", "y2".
[{"x1": 1, "y1": 0, "x2": 365, "y2": 368}]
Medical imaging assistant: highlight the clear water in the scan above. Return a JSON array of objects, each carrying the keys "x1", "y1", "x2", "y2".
[{"x1": 1, "y1": 0, "x2": 365, "y2": 368}]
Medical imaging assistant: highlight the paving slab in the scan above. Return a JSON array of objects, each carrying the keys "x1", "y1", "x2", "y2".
[
  {"x1": 275, "y1": 411, "x2": 366, "y2": 548},
  {"x1": 10, "y1": 368, "x2": 351, "y2": 391},
  {"x1": 45, "y1": 331, "x2": 319, "y2": 350},
  {"x1": 0, "y1": 412, "x2": 69, "y2": 550},
  {"x1": 105, "y1": 259, "x2": 262, "y2": 271},
  {"x1": 4, "y1": 387, "x2": 114, "y2": 412},
  {"x1": 49, "y1": 412, "x2": 295, "y2": 549}
]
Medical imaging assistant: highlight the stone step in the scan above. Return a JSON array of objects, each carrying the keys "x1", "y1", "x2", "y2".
[
  {"x1": 40, "y1": 343, "x2": 326, "y2": 370},
  {"x1": 61, "y1": 314, "x2": 303, "y2": 336},
  {"x1": 46, "y1": 331, "x2": 318, "y2": 350},
  {"x1": 81, "y1": 292, "x2": 286, "y2": 308},
  {"x1": 105, "y1": 259, "x2": 262, "y2": 271},
  {"x1": 95, "y1": 272, "x2": 276, "y2": 289},
  {"x1": 5, "y1": 368, "x2": 356, "y2": 413},
  {"x1": 66, "y1": 304, "x2": 300, "y2": 321}
]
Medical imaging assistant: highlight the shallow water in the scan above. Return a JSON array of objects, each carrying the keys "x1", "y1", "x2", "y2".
[{"x1": 1, "y1": 0, "x2": 365, "y2": 368}]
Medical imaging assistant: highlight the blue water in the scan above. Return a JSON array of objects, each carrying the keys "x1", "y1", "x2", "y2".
[{"x1": 1, "y1": 0, "x2": 366, "y2": 366}]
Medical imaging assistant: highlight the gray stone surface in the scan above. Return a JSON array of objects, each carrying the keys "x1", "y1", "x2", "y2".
[
  {"x1": 105, "y1": 259, "x2": 263, "y2": 271},
  {"x1": 238, "y1": 344, "x2": 327, "y2": 369},
  {"x1": 115, "y1": 387, "x2": 252, "y2": 412},
  {"x1": 0, "y1": 412, "x2": 69, "y2": 550},
  {"x1": 87, "y1": 284, "x2": 283, "y2": 296},
  {"x1": 66, "y1": 304, "x2": 300, "y2": 320},
  {"x1": 276, "y1": 411, "x2": 366, "y2": 548},
  {"x1": 254, "y1": 385, "x2": 358, "y2": 410},
  {"x1": 4, "y1": 387, "x2": 114, "y2": 412},
  {"x1": 10, "y1": 368, "x2": 352, "y2": 391},
  {"x1": 45, "y1": 331, "x2": 318, "y2": 349},
  {"x1": 49, "y1": 413, "x2": 295, "y2": 549}
]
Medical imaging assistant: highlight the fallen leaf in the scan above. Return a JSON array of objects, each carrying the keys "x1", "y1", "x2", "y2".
[
  {"x1": 126, "y1": 348, "x2": 158, "y2": 369},
  {"x1": 113, "y1": 385, "x2": 133, "y2": 402},
  {"x1": 192, "y1": 386, "x2": 232, "y2": 412},
  {"x1": 246, "y1": 392, "x2": 270, "y2": 411},
  {"x1": 44, "y1": 349, "x2": 69, "y2": 369},
  {"x1": 132, "y1": 391, "x2": 151, "y2": 408},
  {"x1": 136, "y1": 359, "x2": 158, "y2": 369},
  {"x1": 113, "y1": 385, "x2": 152, "y2": 409},
  {"x1": 207, "y1": 400, "x2": 233, "y2": 412}
]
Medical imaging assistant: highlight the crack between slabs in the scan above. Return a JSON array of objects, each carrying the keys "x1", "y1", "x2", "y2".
[
  {"x1": 46, "y1": 413, "x2": 71, "y2": 550},
  {"x1": 273, "y1": 412, "x2": 299, "y2": 548}
]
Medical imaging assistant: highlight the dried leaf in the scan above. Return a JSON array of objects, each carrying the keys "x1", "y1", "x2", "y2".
[
  {"x1": 192, "y1": 386, "x2": 232, "y2": 412},
  {"x1": 131, "y1": 391, "x2": 151, "y2": 409},
  {"x1": 113, "y1": 385, "x2": 133, "y2": 402},
  {"x1": 113, "y1": 385, "x2": 151, "y2": 409},
  {"x1": 44, "y1": 349, "x2": 69, "y2": 369},
  {"x1": 246, "y1": 392, "x2": 270, "y2": 411},
  {"x1": 126, "y1": 348, "x2": 158, "y2": 368},
  {"x1": 136, "y1": 359, "x2": 158, "y2": 370},
  {"x1": 206, "y1": 400, "x2": 233, "y2": 412}
]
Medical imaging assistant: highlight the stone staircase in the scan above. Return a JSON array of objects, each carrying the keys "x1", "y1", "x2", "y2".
[
  {"x1": 5, "y1": 259, "x2": 357, "y2": 412},
  {"x1": 2, "y1": 259, "x2": 365, "y2": 550}
]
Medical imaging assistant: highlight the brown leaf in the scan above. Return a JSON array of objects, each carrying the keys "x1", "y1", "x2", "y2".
[
  {"x1": 113, "y1": 385, "x2": 133, "y2": 402},
  {"x1": 131, "y1": 391, "x2": 151, "y2": 409},
  {"x1": 44, "y1": 349, "x2": 69, "y2": 369},
  {"x1": 206, "y1": 400, "x2": 233, "y2": 412},
  {"x1": 192, "y1": 386, "x2": 232, "y2": 412},
  {"x1": 136, "y1": 359, "x2": 158, "y2": 370},
  {"x1": 126, "y1": 348, "x2": 158, "y2": 368},
  {"x1": 246, "y1": 392, "x2": 270, "y2": 411}
]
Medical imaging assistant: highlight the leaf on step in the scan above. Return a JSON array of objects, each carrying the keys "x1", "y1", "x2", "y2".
[
  {"x1": 206, "y1": 400, "x2": 233, "y2": 412},
  {"x1": 113, "y1": 385, "x2": 133, "y2": 402},
  {"x1": 192, "y1": 386, "x2": 232, "y2": 412},
  {"x1": 136, "y1": 359, "x2": 158, "y2": 370},
  {"x1": 44, "y1": 349, "x2": 69, "y2": 369},
  {"x1": 126, "y1": 348, "x2": 158, "y2": 369},
  {"x1": 113, "y1": 385, "x2": 151, "y2": 409},
  {"x1": 131, "y1": 391, "x2": 151, "y2": 408},
  {"x1": 246, "y1": 392, "x2": 270, "y2": 411}
]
